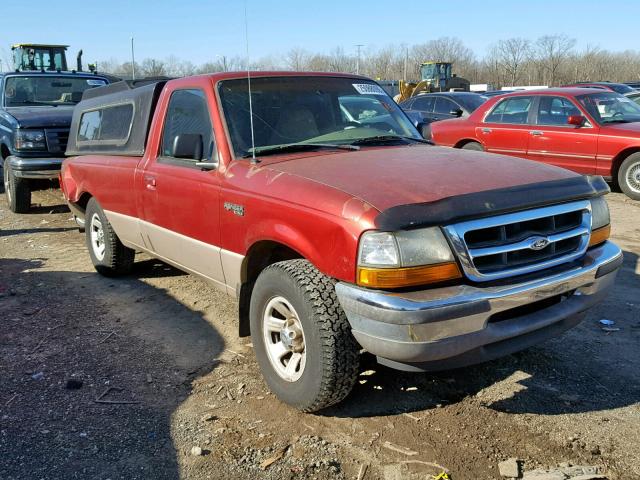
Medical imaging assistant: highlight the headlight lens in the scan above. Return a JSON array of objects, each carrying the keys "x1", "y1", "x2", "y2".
[
  {"x1": 590, "y1": 196, "x2": 610, "y2": 230},
  {"x1": 357, "y1": 228, "x2": 461, "y2": 288},
  {"x1": 15, "y1": 130, "x2": 47, "y2": 150},
  {"x1": 358, "y1": 232, "x2": 399, "y2": 267}
]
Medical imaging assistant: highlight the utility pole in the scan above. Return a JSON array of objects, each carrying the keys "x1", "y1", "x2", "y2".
[
  {"x1": 217, "y1": 54, "x2": 228, "y2": 72},
  {"x1": 355, "y1": 44, "x2": 364, "y2": 75},
  {"x1": 403, "y1": 44, "x2": 408, "y2": 81},
  {"x1": 130, "y1": 37, "x2": 136, "y2": 80}
]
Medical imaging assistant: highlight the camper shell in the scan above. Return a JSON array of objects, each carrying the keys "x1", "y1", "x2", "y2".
[{"x1": 66, "y1": 80, "x2": 167, "y2": 157}]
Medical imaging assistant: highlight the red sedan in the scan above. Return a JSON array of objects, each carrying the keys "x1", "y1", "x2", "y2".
[{"x1": 430, "y1": 88, "x2": 640, "y2": 200}]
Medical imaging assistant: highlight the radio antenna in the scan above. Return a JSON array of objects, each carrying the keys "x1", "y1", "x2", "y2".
[{"x1": 244, "y1": 0, "x2": 257, "y2": 164}]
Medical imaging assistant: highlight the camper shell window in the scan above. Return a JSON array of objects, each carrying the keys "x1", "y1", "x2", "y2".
[{"x1": 77, "y1": 103, "x2": 134, "y2": 145}]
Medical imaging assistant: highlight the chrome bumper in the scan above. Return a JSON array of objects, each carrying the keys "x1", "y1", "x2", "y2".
[
  {"x1": 335, "y1": 241, "x2": 622, "y2": 372},
  {"x1": 8, "y1": 156, "x2": 63, "y2": 179}
]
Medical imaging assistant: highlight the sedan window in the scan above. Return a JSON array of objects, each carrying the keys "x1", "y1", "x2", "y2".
[
  {"x1": 410, "y1": 95, "x2": 436, "y2": 112},
  {"x1": 536, "y1": 96, "x2": 582, "y2": 126},
  {"x1": 434, "y1": 97, "x2": 459, "y2": 115},
  {"x1": 485, "y1": 97, "x2": 533, "y2": 124}
]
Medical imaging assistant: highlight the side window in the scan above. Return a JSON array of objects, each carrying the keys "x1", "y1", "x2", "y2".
[
  {"x1": 161, "y1": 89, "x2": 214, "y2": 162},
  {"x1": 434, "y1": 97, "x2": 458, "y2": 115},
  {"x1": 485, "y1": 97, "x2": 533, "y2": 124},
  {"x1": 78, "y1": 103, "x2": 134, "y2": 144},
  {"x1": 536, "y1": 96, "x2": 582, "y2": 126},
  {"x1": 411, "y1": 96, "x2": 435, "y2": 112}
]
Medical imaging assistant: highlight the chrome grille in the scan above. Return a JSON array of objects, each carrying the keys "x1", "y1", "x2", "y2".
[
  {"x1": 443, "y1": 200, "x2": 592, "y2": 281},
  {"x1": 45, "y1": 128, "x2": 69, "y2": 154}
]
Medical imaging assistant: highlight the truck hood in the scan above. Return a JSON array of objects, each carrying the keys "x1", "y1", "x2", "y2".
[
  {"x1": 265, "y1": 145, "x2": 577, "y2": 212},
  {"x1": 4, "y1": 106, "x2": 74, "y2": 129}
]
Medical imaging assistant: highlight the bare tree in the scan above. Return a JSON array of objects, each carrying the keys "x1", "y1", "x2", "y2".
[
  {"x1": 140, "y1": 58, "x2": 167, "y2": 77},
  {"x1": 285, "y1": 48, "x2": 310, "y2": 71},
  {"x1": 535, "y1": 34, "x2": 576, "y2": 86},
  {"x1": 492, "y1": 38, "x2": 531, "y2": 86}
]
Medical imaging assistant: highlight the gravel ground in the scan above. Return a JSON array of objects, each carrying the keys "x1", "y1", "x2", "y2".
[{"x1": 0, "y1": 186, "x2": 638, "y2": 480}]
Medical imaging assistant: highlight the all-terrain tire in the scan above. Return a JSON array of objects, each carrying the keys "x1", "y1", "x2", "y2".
[
  {"x1": 3, "y1": 159, "x2": 31, "y2": 213},
  {"x1": 618, "y1": 152, "x2": 640, "y2": 201},
  {"x1": 250, "y1": 259, "x2": 360, "y2": 412},
  {"x1": 85, "y1": 197, "x2": 135, "y2": 276},
  {"x1": 461, "y1": 141, "x2": 484, "y2": 151}
]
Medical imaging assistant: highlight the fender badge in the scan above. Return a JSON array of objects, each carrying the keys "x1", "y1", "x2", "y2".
[
  {"x1": 528, "y1": 235, "x2": 550, "y2": 251},
  {"x1": 224, "y1": 202, "x2": 244, "y2": 217}
]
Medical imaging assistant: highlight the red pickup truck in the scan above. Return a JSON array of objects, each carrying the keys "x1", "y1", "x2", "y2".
[
  {"x1": 429, "y1": 88, "x2": 640, "y2": 200},
  {"x1": 60, "y1": 73, "x2": 622, "y2": 411}
]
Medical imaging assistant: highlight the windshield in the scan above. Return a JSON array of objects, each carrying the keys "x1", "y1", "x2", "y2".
[
  {"x1": 4, "y1": 76, "x2": 107, "y2": 107},
  {"x1": 608, "y1": 84, "x2": 635, "y2": 95},
  {"x1": 456, "y1": 94, "x2": 488, "y2": 113},
  {"x1": 218, "y1": 76, "x2": 421, "y2": 158},
  {"x1": 577, "y1": 91, "x2": 640, "y2": 124}
]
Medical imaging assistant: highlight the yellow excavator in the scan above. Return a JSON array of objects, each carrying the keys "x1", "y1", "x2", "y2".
[{"x1": 397, "y1": 61, "x2": 470, "y2": 102}]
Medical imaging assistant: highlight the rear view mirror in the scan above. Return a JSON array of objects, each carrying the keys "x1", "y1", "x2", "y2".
[
  {"x1": 450, "y1": 109, "x2": 464, "y2": 117},
  {"x1": 172, "y1": 133, "x2": 203, "y2": 160},
  {"x1": 567, "y1": 115, "x2": 585, "y2": 127}
]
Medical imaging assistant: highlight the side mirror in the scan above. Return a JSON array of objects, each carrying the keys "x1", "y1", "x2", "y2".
[
  {"x1": 450, "y1": 109, "x2": 464, "y2": 117},
  {"x1": 416, "y1": 121, "x2": 432, "y2": 140},
  {"x1": 171, "y1": 133, "x2": 203, "y2": 160},
  {"x1": 567, "y1": 115, "x2": 585, "y2": 127}
]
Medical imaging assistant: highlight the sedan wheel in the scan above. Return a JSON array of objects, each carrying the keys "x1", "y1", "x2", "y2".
[{"x1": 618, "y1": 153, "x2": 640, "y2": 201}]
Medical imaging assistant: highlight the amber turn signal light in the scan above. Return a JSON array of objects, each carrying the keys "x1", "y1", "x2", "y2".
[
  {"x1": 588, "y1": 224, "x2": 611, "y2": 247},
  {"x1": 357, "y1": 262, "x2": 462, "y2": 289}
]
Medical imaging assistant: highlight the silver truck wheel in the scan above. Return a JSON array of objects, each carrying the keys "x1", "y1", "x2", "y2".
[
  {"x1": 3, "y1": 159, "x2": 31, "y2": 213},
  {"x1": 85, "y1": 197, "x2": 135, "y2": 276},
  {"x1": 262, "y1": 296, "x2": 306, "y2": 382},
  {"x1": 89, "y1": 213, "x2": 106, "y2": 261},
  {"x1": 250, "y1": 259, "x2": 360, "y2": 412}
]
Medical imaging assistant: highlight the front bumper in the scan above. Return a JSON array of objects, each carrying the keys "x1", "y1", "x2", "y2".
[
  {"x1": 335, "y1": 241, "x2": 623, "y2": 372},
  {"x1": 8, "y1": 155, "x2": 63, "y2": 179}
]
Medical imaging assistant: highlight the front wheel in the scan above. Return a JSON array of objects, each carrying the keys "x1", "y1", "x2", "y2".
[
  {"x1": 250, "y1": 260, "x2": 360, "y2": 412},
  {"x1": 85, "y1": 197, "x2": 135, "y2": 276},
  {"x1": 618, "y1": 153, "x2": 640, "y2": 201},
  {"x1": 3, "y1": 159, "x2": 31, "y2": 213}
]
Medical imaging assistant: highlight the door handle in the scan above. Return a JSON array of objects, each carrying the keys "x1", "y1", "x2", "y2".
[
  {"x1": 481, "y1": 127, "x2": 492, "y2": 134},
  {"x1": 144, "y1": 175, "x2": 157, "y2": 190},
  {"x1": 530, "y1": 130, "x2": 543, "y2": 136}
]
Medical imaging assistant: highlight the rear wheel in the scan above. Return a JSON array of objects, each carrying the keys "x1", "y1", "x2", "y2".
[
  {"x1": 461, "y1": 141, "x2": 484, "y2": 151},
  {"x1": 250, "y1": 259, "x2": 360, "y2": 412},
  {"x1": 4, "y1": 159, "x2": 31, "y2": 213},
  {"x1": 618, "y1": 153, "x2": 640, "y2": 201},
  {"x1": 85, "y1": 197, "x2": 135, "y2": 276}
]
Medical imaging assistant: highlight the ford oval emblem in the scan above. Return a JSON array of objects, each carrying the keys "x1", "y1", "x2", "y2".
[{"x1": 528, "y1": 236, "x2": 550, "y2": 251}]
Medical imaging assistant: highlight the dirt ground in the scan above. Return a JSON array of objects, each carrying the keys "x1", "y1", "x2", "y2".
[{"x1": 0, "y1": 186, "x2": 639, "y2": 480}]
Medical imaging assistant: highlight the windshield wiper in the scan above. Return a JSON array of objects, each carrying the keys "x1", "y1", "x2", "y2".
[
  {"x1": 349, "y1": 135, "x2": 433, "y2": 146},
  {"x1": 603, "y1": 119, "x2": 632, "y2": 124},
  {"x1": 243, "y1": 143, "x2": 360, "y2": 158}
]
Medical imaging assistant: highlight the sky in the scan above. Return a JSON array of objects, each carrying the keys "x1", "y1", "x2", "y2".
[{"x1": 1, "y1": 0, "x2": 639, "y2": 68}]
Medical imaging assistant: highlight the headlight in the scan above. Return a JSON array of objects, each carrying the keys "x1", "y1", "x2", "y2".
[
  {"x1": 15, "y1": 130, "x2": 47, "y2": 150},
  {"x1": 589, "y1": 196, "x2": 611, "y2": 247},
  {"x1": 357, "y1": 227, "x2": 461, "y2": 288}
]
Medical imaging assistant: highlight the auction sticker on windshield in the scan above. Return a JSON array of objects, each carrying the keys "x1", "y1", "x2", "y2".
[{"x1": 353, "y1": 83, "x2": 386, "y2": 95}]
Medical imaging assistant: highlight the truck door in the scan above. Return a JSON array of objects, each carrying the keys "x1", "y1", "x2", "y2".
[
  {"x1": 527, "y1": 95, "x2": 599, "y2": 174},
  {"x1": 138, "y1": 87, "x2": 225, "y2": 289},
  {"x1": 476, "y1": 96, "x2": 533, "y2": 160}
]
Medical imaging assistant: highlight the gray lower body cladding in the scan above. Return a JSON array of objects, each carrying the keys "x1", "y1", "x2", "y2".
[{"x1": 335, "y1": 241, "x2": 622, "y2": 372}]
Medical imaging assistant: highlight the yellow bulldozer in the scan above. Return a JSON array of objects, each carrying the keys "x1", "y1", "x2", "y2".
[{"x1": 397, "y1": 61, "x2": 470, "y2": 102}]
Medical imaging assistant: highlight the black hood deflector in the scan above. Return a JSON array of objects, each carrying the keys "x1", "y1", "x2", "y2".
[{"x1": 375, "y1": 175, "x2": 610, "y2": 231}]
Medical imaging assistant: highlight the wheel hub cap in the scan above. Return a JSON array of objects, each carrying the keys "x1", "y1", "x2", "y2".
[
  {"x1": 90, "y1": 213, "x2": 106, "y2": 261},
  {"x1": 262, "y1": 296, "x2": 306, "y2": 382},
  {"x1": 628, "y1": 163, "x2": 640, "y2": 193}
]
